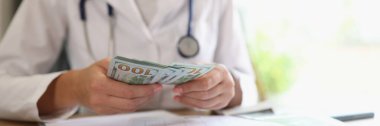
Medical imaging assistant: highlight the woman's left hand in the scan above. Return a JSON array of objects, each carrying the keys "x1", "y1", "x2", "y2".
[{"x1": 173, "y1": 64, "x2": 239, "y2": 110}]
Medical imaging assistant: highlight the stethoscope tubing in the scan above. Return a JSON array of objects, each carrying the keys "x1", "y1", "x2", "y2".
[
  {"x1": 187, "y1": 0, "x2": 193, "y2": 37},
  {"x1": 79, "y1": 0, "x2": 199, "y2": 60}
]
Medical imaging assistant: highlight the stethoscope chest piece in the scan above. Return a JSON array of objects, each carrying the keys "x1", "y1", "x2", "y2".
[
  {"x1": 177, "y1": 36, "x2": 199, "y2": 58},
  {"x1": 80, "y1": 0, "x2": 199, "y2": 60}
]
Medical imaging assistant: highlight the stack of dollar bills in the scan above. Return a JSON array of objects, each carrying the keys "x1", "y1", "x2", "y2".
[{"x1": 107, "y1": 56, "x2": 215, "y2": 85}]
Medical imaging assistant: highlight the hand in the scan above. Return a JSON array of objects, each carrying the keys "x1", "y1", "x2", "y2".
[
  {"x1": 38, "y1": 58, "x2": 162, "y2": 115},
  {"x1": 72, "y1": 58, "x2": 163, "y2": 114},
  {"x1": 173, "y1": 64, "x2": 240, "y2": 110}
]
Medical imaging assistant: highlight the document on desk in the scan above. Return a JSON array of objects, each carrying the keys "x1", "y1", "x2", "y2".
[{"x1": 46, "y1": 110, "x2": 281, "y2": 126}]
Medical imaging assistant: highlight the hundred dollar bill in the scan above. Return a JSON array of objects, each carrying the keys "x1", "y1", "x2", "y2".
[
  {"x1": 167, "y1": 63, "x2": 215, "y2": 84},
  {"x1": 158, "y1": 66, "x2": 186, "y2": 84},
  {"x1": 107, "y1": 56, "x2": 167, "y2": 84},
  {"x1": 107, "y1": 56, "x2": 215, "y2": 85}
]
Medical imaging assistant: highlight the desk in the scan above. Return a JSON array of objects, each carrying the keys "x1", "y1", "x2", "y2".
[
  {"x1": 0, "y1": 109, "x2": 376, "y2": 126},
  {"x1": 0, "y1": 120, "x2": 36, "y2": 126},
  {"x1": 0, "y1": 109, "x2": 210, "y2": 126}
]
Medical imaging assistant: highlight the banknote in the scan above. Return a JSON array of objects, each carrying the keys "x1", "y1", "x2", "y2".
[
  {"x1": 107, "y1": 56, "x2": 167, "y2": 84},
  {"x1": 107, "y1": 56, "x2": 215, "y2": 85},
  {"x1": 166, "y1": 63, "x2": 215, "y2": 84}
]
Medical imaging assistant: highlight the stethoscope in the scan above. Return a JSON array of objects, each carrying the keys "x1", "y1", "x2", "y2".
[{"x1": 79, "y1": 0, "x2": 200, "y2": 61}]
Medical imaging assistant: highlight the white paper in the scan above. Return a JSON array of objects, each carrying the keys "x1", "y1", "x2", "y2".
[
  {"x1": 46, "y1": 110, "x2": 281, "y2": 126},
  {"x1": 127, "y1": 116, "x2": 281, "y2": 126},
  {"x1": 252, "y1": 115, "x2": 345, "y2": 126},
  {"x1": 46, "y1": 110, "x2": 178, "y2": 126},
  {"x1": 216, "y1": 100, "x2": 273, "y2": 115}
]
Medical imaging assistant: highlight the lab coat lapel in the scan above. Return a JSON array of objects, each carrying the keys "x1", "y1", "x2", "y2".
[
  {"x1": 150, "y1": 0, "x2": 186, "y2": 31},
  {"x1": 107, "y1": 0, "x2": 153, "y2": 40}
]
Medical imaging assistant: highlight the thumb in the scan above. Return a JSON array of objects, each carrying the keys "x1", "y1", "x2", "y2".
[{"x1": 96, "y1": 57, "x2": 112, "y2": 70}]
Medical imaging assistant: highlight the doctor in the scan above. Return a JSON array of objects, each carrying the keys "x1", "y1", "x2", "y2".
[{"x1": 0, "y1": 0, "x2": 258, "y2": 122}]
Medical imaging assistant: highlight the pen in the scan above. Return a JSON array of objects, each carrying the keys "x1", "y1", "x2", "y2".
[{"x1": 331, "y1": 112, "x2": 375, "y2": 122}]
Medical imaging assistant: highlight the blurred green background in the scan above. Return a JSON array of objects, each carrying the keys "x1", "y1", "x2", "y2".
[{"x1": 238, "y1": 0, "x2": 380, "y2": 114}]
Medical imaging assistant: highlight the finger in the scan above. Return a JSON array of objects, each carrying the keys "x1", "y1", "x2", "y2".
[
  {"x1": 174, "y1": 94, "x2": 225, "y2": 109},
  {"x1": 209, "y1": 102, "x2": 228, "y2": 110},
  {"x1": 174, "y1": 69, "x2": 223, "y2": 94},
  {"x1": 104, "y1": 79, "x2": 162, "y2": 98},
  {"x1": 181, "y1": 82, "x2": 225, "y2": 100},
  {"x1": 105, "y1": 95, "x2": 153, "y2": 112},
  {"x1": 95, "y1": 57, "x2": 112, "y2": 70},
  {"x1": 126, "y1": 84, "x2": 163, "y2": 97},
  {"x1": 92, "y1": 106, "x2": 125, "y2": 115}
]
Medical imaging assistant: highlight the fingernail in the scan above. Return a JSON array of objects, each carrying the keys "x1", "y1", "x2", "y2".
[{"x1": 173, "y1": 87, "x2": 182, "y2": 94}]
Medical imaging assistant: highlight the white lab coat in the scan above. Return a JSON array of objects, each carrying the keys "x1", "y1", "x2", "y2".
[{"x1": 0, "y1": 0, "x2": 258, "y2": 122}]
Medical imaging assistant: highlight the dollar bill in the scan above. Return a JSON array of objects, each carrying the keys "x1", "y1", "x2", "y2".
[
  {"x1": 107, "y1": 56, "x2": 167, "y2": 84},
  {"x1": 158, "y1": 66, "x2": 185, "y2": 84},
  {"x1": 167, "y1": 63, "x2": 215, "y2": 84},
  {"x1": 107, "y1": 56, "x2": 215, "y2": 85}
]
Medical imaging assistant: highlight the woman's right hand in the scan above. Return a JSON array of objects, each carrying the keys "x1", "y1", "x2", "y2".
[{"x1": 38, "y1": 58, "x2": 162, "y2": 115}]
